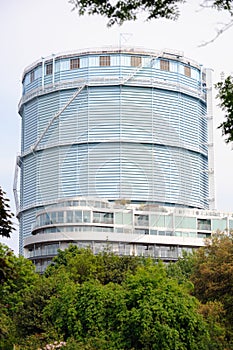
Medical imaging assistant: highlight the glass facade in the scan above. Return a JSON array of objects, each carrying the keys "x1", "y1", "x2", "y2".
[{"x1": 24, "y1": 198, "x2": 233, "y2": 271}]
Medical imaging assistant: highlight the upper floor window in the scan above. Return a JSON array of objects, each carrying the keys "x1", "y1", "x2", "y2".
[
  {"x1": 30, "y1": 70, "x2": 35, "y2": 83},
  {"x1": 160, "y1": 59, "x2": 170, "y2": 71},
  {"x1": 135, "y1": 214, "x2": 149, "y2": 226},
  {"x1": 100, "y1": 56, "x2": 110, "y2": 66},
  {"x1": 197, "y1": 218, "x2": 211, "y2": 231},
  {"x1": 70, "y1": 58, "x2": 80, "y2": 70},
  {"x1": 184, "y1": 65, "x2": 191, "y2": 77},
  {"x1": 93, "y1": 211, "x2": 113, "y2": 224},
  {"x1": 46, "y1": 63, "x2": 53, "y2": 75},
  {"x1": 131, "y1": 56, "x2": 142, "y2": 67}
]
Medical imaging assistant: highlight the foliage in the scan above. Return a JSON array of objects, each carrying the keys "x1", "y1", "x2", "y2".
[
  {"x1": 0, "y1": 243, "x2": 38, "y2": 349},
  {"x1": 51, "y1": 280, "x2": 126, "y2": 348},
  {"x1": 0, "y1": 186, "x2": 15, "y2": 238},
  {"x1": 13, "y1": 277, "x2": 56, "y2": 338},
  {"x1": 191, "y1": 234, "x2": 233, "y2": 305},
  {"x1": 191, "y1": 233, "x2": 233, "y2": 347},
  {"x1": 216, "y1": 76, "x2": 233, "y2": 143},
  {"x1": 14, "y1": 331, "x2": 64, "y2": 350},
  {"x1": 69, "y1": 0, "x2": 183, "y2": 27},
  {"x1": 122, "y1": 261, "x2": 209, "y2": 350},
  {"x1": 69, "y1": 0, "x2": 233, "y2": 26},
  {"x1": 198, "y1": 301, "x2": 227, "y2": 350},
  {"x1": 45, "y1": 246, "x2": 98, "y2": 283},
  {"x1": 92, "y1": 249, "x2": 141, "y2": 285},
  {"x1": 44, "y1": 255, "x2": 211, "y2": 349},
  {"x1": 1, "y1": 243, "x2": 232, "y2": 349},
  {"x1": 167, "y1": 250, "x2": 195, "y2": 283},
  {"x1": 45, "y1": 245, "x2": 141, "y2": 284},
  {"x1": 0, "y1": 244, "x2": 36, "y2": 288}
]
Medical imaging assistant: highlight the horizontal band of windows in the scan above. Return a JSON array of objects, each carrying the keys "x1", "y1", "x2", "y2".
[
  {"x1": 26, "y1": 56, "x2": 200, "y2": 79},
  {"x1": 26, "y1": 241, "x2": 198, "y2": 263}
]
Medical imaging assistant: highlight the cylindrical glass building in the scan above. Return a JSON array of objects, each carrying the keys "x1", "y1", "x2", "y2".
[{"x1": 17, "y1": 47, "x2": 211, "y2": 260}]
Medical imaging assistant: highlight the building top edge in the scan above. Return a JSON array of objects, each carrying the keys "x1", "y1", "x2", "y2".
[{"x1": 21, "y1": 45, "x2": 203, "y2": 80}]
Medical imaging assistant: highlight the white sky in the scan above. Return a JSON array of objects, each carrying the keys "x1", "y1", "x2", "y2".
[{"x1": 1, "y1": 0, "x2": 233, "y2": 253}]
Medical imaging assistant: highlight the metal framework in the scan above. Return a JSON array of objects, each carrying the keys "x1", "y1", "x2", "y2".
[
  {"x1": 206, "y1": 68, "x2": 216, "y2": 209},
  {"x1": 31, "y1": 84, "x2": 86, "y2": 152},
  {"x1": 13, "y1": 156, "x2": 20, "y2": 213},
  {"x1": 28, "y1": 54, "x2": 163, "y2": 155}
]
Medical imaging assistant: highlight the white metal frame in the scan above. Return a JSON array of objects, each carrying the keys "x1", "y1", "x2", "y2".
[{"x1": 206, "y1": 68, "x2": 216, "y2": 209}]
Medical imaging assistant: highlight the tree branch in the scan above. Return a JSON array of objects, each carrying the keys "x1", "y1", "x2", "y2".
[{"x1": 198, "y1": 17, "x2": 233, "y2": 47}]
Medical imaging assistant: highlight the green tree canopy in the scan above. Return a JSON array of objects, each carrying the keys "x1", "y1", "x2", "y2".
[
  {"x1": 0, "y1": 187, "x2": 15, "y2": 238},
  {"x1": 44, "y1": 258, "x2": 211, "y2": 349},
  {"x1": 1, "y1": 244, "x2": 231, "y2": 349},
  {"x1": 45, "y1": 245, "x2": 141, "y2": 284},
  {"x1": 191, "y1": 234, "x2": 233, "y2": 321},
  {"x1": 216, "y1": 76, "x2": 233, "y2": 143},
  {"x1": 0, "y1": 243, "x2": 38, "y2": 349},
  {"x1": 69, "y1": 0, "x2": 233, "y2": 26}
]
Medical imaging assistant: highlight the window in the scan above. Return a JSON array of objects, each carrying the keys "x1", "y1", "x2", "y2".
[
  {"x1": 83, "y1": 211, "x2": 90, "y2": 222},
  {"x1": 30, "y1": 70, "x2": 35, "y2": 83},
  {"x1": 42, "y1": 213, "x2": 51, "y2": 225},
  {"x1": 99, "y1": 56, "x2": 110, "y2": 66},
  {"x1": 135, "y1": 214, "x2": 149, "y2": 226},
  {"x1": 57, "y1": 211, "x2": 64, "y2": 223},
  {"x1": 131, "y1": 56, "x2": 142, "y2": 67},
  {"x1": 160, "y1": 59, "x2": 170, "y2": 71},
  {"x1": 74, "y1": 210, "x2": 82, "y2": 222},
  {"x1": 134, "y1": 229, "x2": 149, "y2": 235},
  {"x1": 184, "y1": 65, "x2": 191, "y2": 77},
  {"x1": 93, "y1": 211, "x2": 113, "y2": 224},
  {"x1": 197, "y1": 218, "x2": 211, "y2": 231},
  {"x1": 51, "y1": 212, "x2": 57, "y2": 224},
  {"x1": 67, "y1": 211, "x2": 73, "y2": 223},
  {"x1": 46, "y1": 63, "x2": 53, "y2": 75},
  {"x1": 70, "y1": 58, "x2": 80, "y2": 69}
]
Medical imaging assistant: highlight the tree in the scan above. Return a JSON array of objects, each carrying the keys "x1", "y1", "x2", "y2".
[
  {"x1": 216, "y1": 76, "x2": 233, "y2": 143},
  {"x1": 167, "y1": 250, "x2": 229, "y2": 348},
  {"x1": 44, "y1": 251, "x2": 213, "y2": 349},
  {"x1": 0, "y1": 243, "x2": 37, "y2": 293},
  {"x1": 0, "y1": 245, "x2": 227, "y2": 349},
  {"x1": 122, "y1": 261, "x2": 210, "y2": 350},
  {"x1": 0, "y1": 187, "x2": 15, "y2": 238},
  {"x1": 167, "y1": 250, "x2": 195, "y2": 283},
  {"x1": 190, "y1": 233, "x2": 233, "y2": 347},
  {"x1": 45, "y1": 245, "x2": 141, "y2": 285},
  {"x1": 69, "y1": 0, "x2": 233, "y2": 27},
  {"x1": 12, "y1": 276, "x2": 63, "y2": 349},
  {"x1": 0, "y1": 243, "x2": 38, "y2": 349},
  {"x1": 198, "y1": 301, "x2": 227, "y2": 350}
]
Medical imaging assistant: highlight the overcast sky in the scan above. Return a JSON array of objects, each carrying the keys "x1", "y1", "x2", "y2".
[{"x1": 1, "y1": 0, "x2": 233, "y2": 253}]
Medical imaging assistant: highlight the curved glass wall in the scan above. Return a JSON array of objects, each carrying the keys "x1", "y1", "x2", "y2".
[{"x1": 23, "y1": 198, "x2": 233, "y2": 272}]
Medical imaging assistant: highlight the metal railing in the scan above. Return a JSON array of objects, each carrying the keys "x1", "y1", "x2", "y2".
[{"x1": 19, "y1": 75, "x2": 206, "y2": 111}]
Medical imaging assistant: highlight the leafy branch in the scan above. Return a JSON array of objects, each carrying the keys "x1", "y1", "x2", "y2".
[{"x1": 216, "y1": 76, "x2": 233, "y2": 143}]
